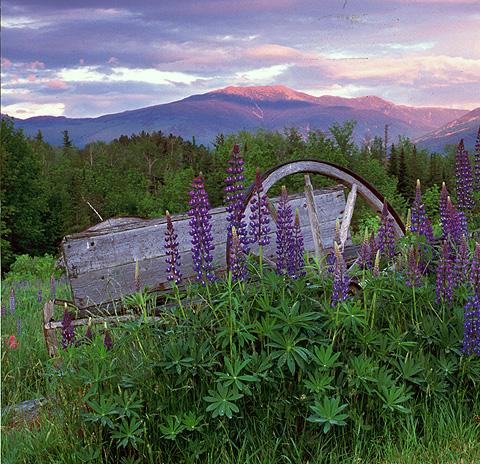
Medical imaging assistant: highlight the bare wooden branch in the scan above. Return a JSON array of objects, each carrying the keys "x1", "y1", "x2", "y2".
[{"x1": 340, "y1": 183, "x2": 357, "y2": 249}]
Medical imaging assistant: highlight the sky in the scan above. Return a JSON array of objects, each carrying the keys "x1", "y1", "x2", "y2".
[{"x1": 2, "y1": 0, "x2": 479, "y2": 119}]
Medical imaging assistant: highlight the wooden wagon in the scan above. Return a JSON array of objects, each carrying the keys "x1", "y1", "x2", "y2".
[{"x1": 44, "y1": 159, "x2": 405, "y2": 356}]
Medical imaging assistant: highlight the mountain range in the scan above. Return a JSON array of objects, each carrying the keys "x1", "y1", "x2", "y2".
[{"x1": 5, "y1": 85, "x2": 479, "y2": 152}]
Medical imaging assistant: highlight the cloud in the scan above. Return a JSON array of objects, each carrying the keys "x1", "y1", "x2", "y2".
[
  {"x1": 44, "y1": 79, "x2": 68, "y2": 89},
  {"x1": 2, "y1": 102, "x2": 65, "y2": 118}
]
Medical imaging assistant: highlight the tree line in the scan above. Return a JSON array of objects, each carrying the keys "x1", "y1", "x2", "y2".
[{"x1": 1, "y1": 116, "x2": 460, "y2": 274}]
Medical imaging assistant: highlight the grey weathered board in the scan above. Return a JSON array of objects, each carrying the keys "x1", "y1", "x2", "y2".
[{"x1": 60, "y1": 185, "x2": 351, "y2": 310}]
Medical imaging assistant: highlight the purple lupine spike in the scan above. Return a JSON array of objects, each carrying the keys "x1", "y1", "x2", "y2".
[
  {"x1": 165, "y1": 211, "x2": 183, "y2": 285},
  {"x1": 331, "y1": 242, "x2": 350, "y2": 307},
  {"x1": 435, "y1": 241, "x2": 454, "y2": 307},
  {"x1": 405, "y1": 248, "x2": 421, "y2": 288},
  {"x1": 104, "y1": 327, "x2": 113, "y2": 351},
  {"x1": 377, "y1": 199, "x2": 396, "y2": 262},
  {"x1": 439, "y1": 182, "x2": 450, "y2": 226},
  {"x1": 38, "y1": 290, "x2": 42, "y2": 303},
  {"x1": 249, "y1": 167, "x2": 271, "y2": 247},
  {"x1": 9, "y1": 288, "x2": 15, "y2": 315},
  {"x1": 357, "y1": 227, "x2": 371, "y2": 270},
  {"x1": 230, "y1": 226, "x2": 247, "y2": 282},
  {"x1": 188, "y1": 172, "x2": 216, "y2": 286},
  {"x1": 85, "y1": 319, "x2": 93, "y2": 344},
  {"x1": 452, "y1": 234, "x2": 470, "y2": 289},
  {"x1": 474, "y1": 127, "x2": 480, "y2": 190},
  {"x1": 225, "y1": 145, "x2": 249, "y2": 252},
  {"x1": 470, "y1": 242, "x2": 480, "y2": 297},
  {"x1": 373, "y1": 250, "x2": 380, "y2": 278},
  {"x1": 455, "y1": 140, "x2": 475, "y2": 211},
  {"x1": 61, "y1": 304, "x2": 75, "y2": 349},
  {"x1": 275, "y1": 186, "x2": 294, "y2": 275},
  {"x1": 328, "y1": 219, "x2": 342, "y2": 273},
  {"x1": 17, "y1": 315, "x2": 22, "y2": 336},
  {"x1": 134, "y1": 260, "x2": 140, "y2": 293},
  {"x1": 50, "y1": 275, "x2": 56, "y2": 299},
  {"x1": 369, "y1": 230, "x2": 378, "y2": 271},
  {"x1": 461, "y1": 295, "x2": 480, "y2": 356},
  {"x1": 411, "y1": 180, "x2": 428, "y2": 236},
  {"x1": 1, "y1": 302, "x2": 5, "y2": 317},
  {"x1": 290, "y1": 209, "x2": 306, "y2": 278}
]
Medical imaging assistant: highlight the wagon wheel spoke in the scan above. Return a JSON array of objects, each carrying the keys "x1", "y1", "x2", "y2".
[{"x1": 265, "y1": 196, "x2": 279, "y2": 225}]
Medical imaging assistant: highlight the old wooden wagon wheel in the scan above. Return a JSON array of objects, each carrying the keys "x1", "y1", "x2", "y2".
[{"x1": 240, "y1": 159, "x2": 405, "y2": 261}]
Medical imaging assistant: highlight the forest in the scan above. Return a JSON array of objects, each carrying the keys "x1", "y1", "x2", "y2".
[{"x1": 0, "y1": 115, "x2": 466, "y2": 275}]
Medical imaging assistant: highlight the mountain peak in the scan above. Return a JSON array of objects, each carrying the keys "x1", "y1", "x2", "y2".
[{"x1": 209, "y1": 85, "x2": 317, "y2": 103}]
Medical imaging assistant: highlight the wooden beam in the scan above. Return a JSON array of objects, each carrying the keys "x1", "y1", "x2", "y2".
[{"x1": 340, "y1": 183, "x2": 357, "y2": 249}]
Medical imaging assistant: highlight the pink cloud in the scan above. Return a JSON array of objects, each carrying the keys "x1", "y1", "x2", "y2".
[
  {"x1": 26, "y1": 61, "x2": 45, "y2": 71},
  {"x1": 1, "y1": 58, "x2": 12, "y2": 69},
  {"x1": 28, "y1": 75, "x2": 37, "y2": 82},
  {"x1": 45, "y1": 79, "x2": 68, "y2": 89},
  {"x1": 108, "y1": 57, "x2": 118, "y2": 64}
]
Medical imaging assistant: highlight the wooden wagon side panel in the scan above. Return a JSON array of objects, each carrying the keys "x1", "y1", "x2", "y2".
[{"x1": 61, "y1": 185, "x2": 350, "y2": 309}]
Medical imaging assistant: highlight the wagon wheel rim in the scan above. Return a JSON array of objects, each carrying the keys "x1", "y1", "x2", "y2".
[{"x1": 227, "y1": 159, "x2": 405, "y2": 266}]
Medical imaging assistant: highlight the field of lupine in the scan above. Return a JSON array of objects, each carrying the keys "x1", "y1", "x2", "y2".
[{"x1": 1, "y1": 139, "x2": 480, "y2": 464}]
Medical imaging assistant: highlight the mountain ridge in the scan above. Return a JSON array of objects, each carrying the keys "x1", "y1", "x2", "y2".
[{"x1": 4, "y1": 85, "x2": 473, "y2": 150}]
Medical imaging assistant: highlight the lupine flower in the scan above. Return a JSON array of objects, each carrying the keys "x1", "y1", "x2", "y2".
[
  {"x1": 135, "y1": 260, "x2": 140, "y2": 293},
  {"x1": 474, "y1": 127, "x2": 480, "y2": 190},
  {"x1": 377, "y1": 200, "x2": 396, "y2": 262},
  {"x1": 229, "y1": 226, "x2": 247, "y2": 282},
  {"x1": 50, "y1": 275, "x2": 56, "y2": 299},
  {"x1": 469, "y1": 242, "x2": 480, "y2": 297},
  {"x1": 331, "y1": 242, "x2": 350, "y2": 307},
  {"x1": 1, "y1": 302, "x2": 5, "y2": 317},
  {"x1": 188, "y1": 172, "x2": 216, "y2": 286},
  {"x1": 357, "y1": 227, "x2": 371, "y2": 270},
  {"x1": 249, "y1": 167, "x2": 271, "y2": 247},
  {"x1": 104, "y1": 326, "x2": 113, "y2": 351},
  {"x1": 61, "y1": 304, "x2": 75, "y2": 349},
  {"x1": 439, "y1": 182, "x2": 450, "y2": 225},
  {"x1": 289, "y1": 209, "x2": 306, "y2": 278},
  {"x1": 405, "y1": 248, "x2": 421, "y2": 288},
  {"x1": 275, "y1": 186, "x2": 294, "y2": 275},
  {"x1": 225, "y1": 145, "x2": 249, "y2": 251},
  {"x1": 435, "y1": 241, "x2": 454, "y2": 307},
  {"x1": 405, "y1": 209, "x2": 411, "y2": 232},
  {"x1": 455, "y1": 140, "x2": 475, "y2": 211},
  {"x1": 461, "y1": 295, "x2": 480, "y2": 356},
  {"x1": 7, "y1": 335, "x2": 19, "y2": 349},
  {"x1": 9, "y1": 288, "x2": 15, "y2": 315},
  {"x1": 452, "y1": 234, "x2": 470, "y2": 289},
  {"x1": 165, "y1": 211, "x2": 183, "y2": 285},
  {"x1": 17, "y1": 315, "x2": 22, "y2": 336},
  {"x1": 328, "y1": 219, "x2": 342, "y2": 273},
  {"x1": 38, "y1": 290, "x2": 42, "y2": 303},
  {"x1": 85, "y1": 319, "x2": 93, "y2": 344},
  {"x1": 373, "y1": 250, "x2": 380, "y2": 279}
]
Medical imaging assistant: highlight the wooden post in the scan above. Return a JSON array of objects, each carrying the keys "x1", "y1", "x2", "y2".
[
  {"x1": 340, "y1": 183, "x2": 357, "y2": 250},
  {"x1": 304, "y1": 174, "x2": 326, "y2": 261}
]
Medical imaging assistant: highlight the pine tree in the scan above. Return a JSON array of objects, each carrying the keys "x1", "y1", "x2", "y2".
[
  {"x1": 387, "y1": 143, "x2": 397, "y2": 178},
  {"x1": 397, "y1": 146, "x2": 409, "y2": 198}
]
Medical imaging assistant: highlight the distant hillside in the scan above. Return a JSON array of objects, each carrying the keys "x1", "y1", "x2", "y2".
[
  {"x1": 414, "y1": 107, "x2": 480, "y2": 152},
  {"x1": 5, "y1": 85, "x2": 469, "y2": 149}
]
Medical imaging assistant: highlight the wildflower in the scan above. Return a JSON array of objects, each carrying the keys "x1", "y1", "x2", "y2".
[
  {"x1": 50, "y1": 275, "x2": 56, "y2": 299},
  {"x1": 435, "y1": 241, "x2": 454, "y2": 307},
  {"x1": 439, "y1": 182, "x2": 450, "y2": 225},
  {"x1": 37, "y1": 290, "x2": 42, "y2": 303},
  {"x1": 405, "y1": 209, "x2": 411, "y2": 232},
  {"x1": 289, "y1": 209, "x2": 306, "y2": 278},
  {"x1": 135, "y1": 260, "x2": 140, "y2": 293},
  {"x1": 249, "y1": 167, "x2": 271, "y2": 247},
  {"x1": 1, "y1": 302, "x2": 5, "y2": 317},
  {"x1": 455, "y1": 140, "x2": 474, "y2": 211},
  {"x1": 377, "y1": 199, "x2": 396, "y2": 262},
  {"x1": 229, "y1": 226, "x2": 247, "y2": 282},
  {"x1": 9, "y1": 288, "x2": 15, "y2": 315},
  {"x1": 405, "y1": 248, "x2": 421, "y2": 288},
  {"x1": 17, "y1": 315, "x2": 22, "y2": 336},
  {"x1": 85, "y1": 319, "x2": 93, "y2": 343},
  {"x1": 373, "y1": 250, "x2": 380, "y2": 279},
  {"x1": 61, "y1": 304, "x2": 75, "y2": 349},
  {"x1": 328, "y1": 219, "x2": 342, "y2": 273},
  {"x1": 104, "y1": 326, "x2": 113, "y2": 351},
  {"x1": 225, "y1": 145, "x2": 249, "y2": 252},
  {"x1": 165, "y1": 211, "x2": 182, "y2": 285},
  {"x1": 275, "y1": 186, "x2": 294, "y2": 275},
  {"x1": 452, "y1": 234, "x2": 470, "y2": 289},
  {"x1": 7, "y1": 335, "x2": 19, "y2": 349},
  {"x1": 474, "y1": 127, "x2": 480, "y2": 190},
  {"x1": 469, "y1": 242, "x2": 480, "y2": 297},
  {"x1": 331, "y1": 242, "x2": 350, "y2": 307},
  {"x1": 461, "y1": 295, "x2": 480, "y2": 356},
  {"x1": 188, "y1": 172, "x2": 216, "y2": 286}
]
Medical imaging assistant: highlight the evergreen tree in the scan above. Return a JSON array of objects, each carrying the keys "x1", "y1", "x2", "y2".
[
  {"x1": 397, "y1": 146, "x2": 409, "y2": 198},
  {"x1": 62, "y1": 130, "x2": 73, "y2": 148},
  {"x1": 387, "y1": 143, "x2": 398, "y2": 178}
]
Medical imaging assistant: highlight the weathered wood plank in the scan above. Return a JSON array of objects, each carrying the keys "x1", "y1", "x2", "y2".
[
  {"x1": 340, "y1": 183, "x2": 357, "y2": 249},
  {"x1": 61, "y1": 186, "x2": 350, "y2": 309},
  {"x1": 304, "y1": 174, "x2": 326, "y2": 261}
]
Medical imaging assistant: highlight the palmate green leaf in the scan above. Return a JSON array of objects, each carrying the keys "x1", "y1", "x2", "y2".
[
  {"x1": 204, "y1": 383, "x2": 244, "y2": 419},
  {"x1": 310, "y1": 344, "x2": 342, "y2": 371},
  {"x1": 303, "y1": 371, "x2": 335, "y2": 394},
  {"x1": 84, "y1": 397, "x2": 117, "y2": 428},
  {"x1": 159, "y1": 415, "x2": 186, "y2": 440},
  {"x1": 269, "y1": 300, "x2": 320, "y2": 333},
  {"x1": 215, "y1": 357, "x2": 258, "y2": 391},
  {"x1": 267, "y1": 330, "x2": 310, "y2": 375},
  {"x1": 376, "y1": 384, "x2": 412, "y2": 413},
  {"x1": 307, "y1": 396, "x2": 349, "y2": 433},
  {"x1": 111, "y1": 417, "x2": 145, "y2": 449}
]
